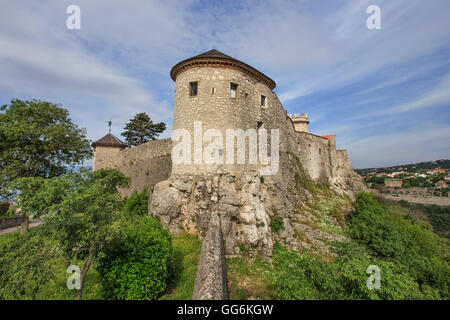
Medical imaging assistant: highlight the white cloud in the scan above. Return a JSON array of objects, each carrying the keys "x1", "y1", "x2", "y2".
[{"x1": 347, "y1": 124, "x2": 450, "y2": 168}]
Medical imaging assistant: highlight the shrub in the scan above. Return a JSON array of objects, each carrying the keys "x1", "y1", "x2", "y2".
[
  {"x1": 96, "y1": 216, "x2": 173, "y2": 300},
  {"x1": 270, "y1": 216, "x2": 284, "y2": 233},
  {"x1": 348, "y1": 192, "x2": 449, "y2": 299},
  {"x1": 272, "y1": 243, "x2": 343, "y2": 300},
  {"x1": 123, "y1": 189, "x2": 149, "y2": 216}
]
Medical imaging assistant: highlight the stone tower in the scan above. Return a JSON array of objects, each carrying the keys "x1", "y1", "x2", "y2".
[
  {"x1": 291, "y1": 113, "x2": 309, "y2": 132},
  {"x1": 169, "y1": 49, "x2": 277, "y2": 176},
  {"x1": 92, "y1": 133, "x2": 127, "y2": 170}
]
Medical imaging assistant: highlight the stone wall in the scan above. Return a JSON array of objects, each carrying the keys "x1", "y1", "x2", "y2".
[
  {"x1": 149, "y1": 60, "x2": 364, "y2": 258},
  {"x1": 295, "y1": 132, "x2": 334, "y2": 183},
  {"x1": 192, "y1": 214, "x2": 228, "y2": 300},
  {"x1": 172, "y1": 66, "x2": 281, "y2": 176},
  {"x1": 93, "y1": 138, "x2": 172, "y2": 197},
  {"x1": 0, "y1": 216, "x2": 24, "y2": 230}
]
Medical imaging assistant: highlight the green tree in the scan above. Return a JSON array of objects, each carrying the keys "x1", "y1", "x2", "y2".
[
  {"x1": 121, "y1": 112, "x2": 166, "y2": 146},
  {"x1": 11, "y1": 168, "x2": 130, "y2": 299},
  {"x1": 0, "y1": 99, "x2": 92, "y2": 230}
]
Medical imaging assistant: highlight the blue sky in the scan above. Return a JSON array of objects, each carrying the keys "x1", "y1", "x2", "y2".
[{"x1": 1, "y1": 0, "x2": 449, "y2": 168}]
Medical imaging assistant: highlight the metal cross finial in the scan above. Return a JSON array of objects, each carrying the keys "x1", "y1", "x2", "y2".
[{"x1": 108, "y1": 119, "x2": 112, "y2": 133}]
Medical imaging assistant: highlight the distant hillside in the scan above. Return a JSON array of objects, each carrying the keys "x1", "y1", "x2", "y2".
[{"x1": 356, "y1": 159, "x2": 450, "y2": 175}]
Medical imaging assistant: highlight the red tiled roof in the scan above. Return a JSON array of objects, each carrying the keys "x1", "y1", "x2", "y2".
[{"x1": 322, "y1": 135, "x2": 336, "y2": 140}]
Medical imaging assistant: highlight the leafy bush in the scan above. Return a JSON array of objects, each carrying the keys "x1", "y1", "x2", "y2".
[
  {"x1": 269, "y1": 192, "x2": 449, "y2": 300},
  {"x1": 124, "y1": 189, "x2": 149, "y2": 216},
  {"x1": 272, "y1": 243, "x2": 343, "y2": 300},
  {"x1": 96, "y1": 216, "x2": 173, "y2": 300},
  {"x1": 270, "y1": 216, "x2": 284, "y2": 233},
  {"x1": 349, "y1": 192, "x2": 449, "y2": 298}
]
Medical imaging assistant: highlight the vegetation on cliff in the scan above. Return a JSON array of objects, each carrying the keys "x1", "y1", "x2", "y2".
[{"x1": 228, "y1": 192, "x2": 449, "y2": 300}]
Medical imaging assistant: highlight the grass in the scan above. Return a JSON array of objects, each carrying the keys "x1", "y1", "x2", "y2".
[
  {"x1": 0, "y1": 230, "x2": 20, "y2": 245},
  {"x1": 31, "y1": 258, "x2": 102, "y2": 300},
  {"x1": 227, "y1": 256, "x2": 274, "y2": 300},
  {"x1": 160, "y1": 232, "x2": 202, "y2": 300}
]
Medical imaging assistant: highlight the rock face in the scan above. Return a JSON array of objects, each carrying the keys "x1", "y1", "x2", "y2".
[{"x1": 192, "y1": 214, "x2": 228, "y2": 300}]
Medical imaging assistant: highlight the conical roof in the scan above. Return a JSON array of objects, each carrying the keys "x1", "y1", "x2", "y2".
[
  {"x1": 170, "y1": 49, "x2": 276, "y2": 89},
  {"x1": 92, "y1": 133, "x2": 127, "y2": 148},
  {"x1": 191, "y1": 49, "x2": 236, "y2": 60}
]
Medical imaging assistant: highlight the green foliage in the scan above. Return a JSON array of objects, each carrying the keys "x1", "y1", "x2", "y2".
[
  {"x1": 121, "y1": 112, "x2": 166, "y2": 147},
  {"x1": 0, "y1": 99, "x2": 92, "y2": 199},
  {"x1": 10, "y1": 168, "x2": 130, "y2": 299},
  {"x1": 161, "y1": 232, "x2": 202, "y2": 300},
  {"x1": 124, "y1": 189, "x2": 149, "y2": 216},
  {"x1": 96, "y1": 216, "x2": 173, "y2": 300},
  {"x1": 239, "y1": 243, "x2": 250, "y2": 253},
  {"x1": 268, "y1": 192, "x2": 449, "y2": 300},
  {"x1": 0, "y1": 227, "x2": 59, "y2": 299},
  {"x1": 270, "y1": 216, "x2": 284, "y2": 233},
  {"x1": 227, "y1": 256, "x2": 274, "y2": 300},
  {"x1": 398, "y1": 201, "x2": 450, "y2": 238},
  {"x1": 272, "y1": 243, "x2": 343, "y2": 300},
  {"x1": 349, "y1": 192, "x2": 449, "y2": 298},
  {"x1": 0, "y1": 227, "x2": 102, "y2": 300}
]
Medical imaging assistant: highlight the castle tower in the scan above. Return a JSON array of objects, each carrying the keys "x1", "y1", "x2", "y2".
[
  {"x1": 92, "y1": 133, "x2": 127, "y2": 170},
  {"x1": 291, "y1": 113, "x2": 310, "y2": 132},
  {"x1": 170, "y1": 49, "x2": 276, "y2": 176}
]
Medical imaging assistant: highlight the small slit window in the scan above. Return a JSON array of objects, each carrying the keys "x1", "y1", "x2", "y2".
[
  {"x1": 260, "y1": 95, "x2": 266, "y2": 107},
  {"x1": 211, "y1": 87, "x2": 215, "y2": 95},
  {"x1": 190, "y1": 81, "x2": 198, "y2": 96},
  {"x1": 230, "y1": 83, "x2": 238, "y2": 98}
]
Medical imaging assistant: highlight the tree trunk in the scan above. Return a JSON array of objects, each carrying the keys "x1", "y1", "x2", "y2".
[
  {"x1": 77, "y1": 243, "x2": 97, "y2": 300},
  {"x1": 20, "y1": 215, "x2": 29, "y2": 235}
]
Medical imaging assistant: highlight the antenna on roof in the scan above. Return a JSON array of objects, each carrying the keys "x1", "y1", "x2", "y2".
[{"x1": 108, "y1": 118, "x2": 112, "y2": 133}]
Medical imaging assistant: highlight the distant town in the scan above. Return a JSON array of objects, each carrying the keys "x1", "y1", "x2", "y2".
[{"x1": 356, "y1": 159, "x2": 449, "y2": 204}]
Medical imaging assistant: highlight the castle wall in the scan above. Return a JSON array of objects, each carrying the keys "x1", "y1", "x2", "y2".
[
  {"x1": 295, "y1": 132, "x2": 335, "y2": 183},
  {"x1": 172, "y1": 66, "x2": 278, "y2": 176},
  {"x1": 93, "y1": 146, "x2": 123, "y2": 171},
  {"x1": 93, "y1": 138, "x2": 172, "y2": 197}
]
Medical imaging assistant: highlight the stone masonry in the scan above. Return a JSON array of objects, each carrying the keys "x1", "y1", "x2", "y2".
[{"x1": 92, "y1": 49, "x2": 366, "y2": 300}]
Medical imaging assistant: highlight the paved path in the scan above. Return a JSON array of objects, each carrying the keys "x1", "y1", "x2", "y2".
[{"x1": 0, "y1": 221, "x2": 43, "y2": 235}]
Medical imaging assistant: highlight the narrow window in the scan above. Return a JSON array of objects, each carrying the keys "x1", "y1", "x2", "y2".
[
  {"x1": 211, "y1": 87, "x2": 215, "y2": 95},
  {"x1": 190, "y1": 81, "x2": 198, "y2": 96},
  {"x1": 319, "y1": 148, "x2": 322, "y2": 155},
  {"x1": 260, "y1": 95, "x2": 266, "y2": 107},
  {"x1": 230, "y1": 83, "x2": 238, "y2": 98}
]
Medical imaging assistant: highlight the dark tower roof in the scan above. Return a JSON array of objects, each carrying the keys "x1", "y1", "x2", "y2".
[
  {"x1": 92, "y1": 133, "x2": 127, "y2": 148},
  {"x1": 170, "y1": 49, "x2": 276, "y2": 90}
]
